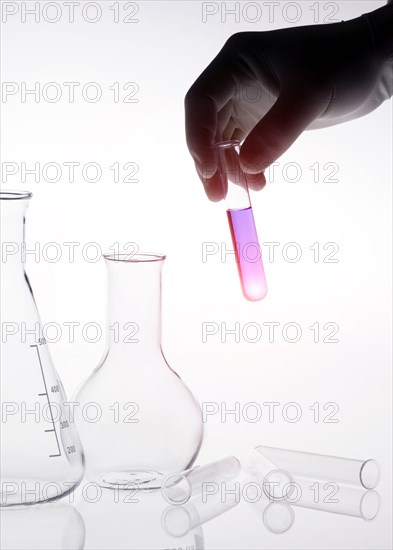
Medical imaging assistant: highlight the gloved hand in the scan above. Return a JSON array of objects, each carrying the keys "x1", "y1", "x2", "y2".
[{"x1": 185, "y1": 4, "x2": 393, "y2": 201}]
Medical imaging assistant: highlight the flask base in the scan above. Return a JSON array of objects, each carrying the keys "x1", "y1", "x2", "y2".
[{"x1": 98, "y1": 469, "x2": 165, "y2": 490}]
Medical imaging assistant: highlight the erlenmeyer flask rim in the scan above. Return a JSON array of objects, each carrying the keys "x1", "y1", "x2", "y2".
[
  {"x1": 103, "y1": 252, "x2": 166, "y2": 263},
  {"x1": 0, "y1": 190, "x2": 32, "y2": 200}
]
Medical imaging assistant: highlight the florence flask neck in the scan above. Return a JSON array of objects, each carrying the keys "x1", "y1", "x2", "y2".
[{"x1": 104, "y1": 253, "x2": 166, "y2": 358}]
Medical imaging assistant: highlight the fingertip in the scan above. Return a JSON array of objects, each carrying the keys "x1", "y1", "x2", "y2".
[
  {"x1": 237, "y1": 147, "x2": 266, "y2": 191},
  {"x1": 246, "y1": 171, "x2": 266, "y2": 191},
  {"x1": 205, "y1": 188, "x2": 224, "y2": 202},
  {"x1": 239, "y1": 145, "x2": 267, "y2": 175},
  {"x1": 195, "y1": 160, "x2": 218, "y2": 182},
  {"x1": 202, "y1": 172, "x2": 225, "y2": 202}
]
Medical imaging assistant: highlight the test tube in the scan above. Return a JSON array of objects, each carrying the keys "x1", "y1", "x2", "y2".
[
  {"x1": 212, "y1": 140, "x2": 267, "y2": 302},
  {"x1": 162, "y1": 456, "x2": 241, "y2": 504},
  {"x1": 247, "y1": 446, "x2": 381, "y2": 493}
]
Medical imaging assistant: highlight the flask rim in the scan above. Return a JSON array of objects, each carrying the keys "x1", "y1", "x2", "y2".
[
  {"x1": 104, "y1": 252, "x2": 166, "y2": 263},
  {"x1": 0, "y1": 190, "x2": 32, "y2": 200}
]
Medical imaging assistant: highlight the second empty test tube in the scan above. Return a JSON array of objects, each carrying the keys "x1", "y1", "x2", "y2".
[
  {"x1": 212, "y1": 140, "x2": 267, "y2": 302},
  {"x1": 248, "y1": 446, "x2": 381, "y2": 491}
]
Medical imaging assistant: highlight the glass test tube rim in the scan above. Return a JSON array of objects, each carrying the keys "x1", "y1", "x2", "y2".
[
  {"x1": 161, "y1": 471, "x2": 194, "y2": 506},
  {"x1": 162, "y1": 457, "x2": 241, "y2": 505},
  {"x1": 262, "y1": 468, "x2": 296, "y2": 501},
  {"x1": 359, "y1": 459, "x2": 381, "y2": 490}
]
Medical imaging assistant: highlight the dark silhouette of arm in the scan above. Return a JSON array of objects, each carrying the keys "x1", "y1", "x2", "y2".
[{"x1": 185, "y1": 2, "x2": 393, "y2": 200}]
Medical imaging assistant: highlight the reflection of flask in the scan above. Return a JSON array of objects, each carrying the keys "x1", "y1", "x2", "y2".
[
  {"x1": 0, "y1": 503, "x2": 85, "y2": 550},
  {"x1": 74, "y1": 253, "x2": 203, "y2": 489},
  {"x1": 0, "y1": 191, "x2": 84, "y2": 506},
  {"x1": 77, "y1": 488, "x2": 204, "y2": 550}
]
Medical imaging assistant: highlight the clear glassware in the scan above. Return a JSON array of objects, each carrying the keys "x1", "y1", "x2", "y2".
[
  {"x1": 287, "y1": 478, "x2": 380, "y2": 522},
  {"x1": 0, "y1": 503, "x2": 85, "y2": 549},
  {"x1": 74, "y1": 252, "x2": 203, "y2": 490},
  {"x1": 0, "y1": 191, "x2": 85, "y2": 507},
  {"x1": 162, "y1": 456, "x2": 241, "y2": 504},
  {"x1": 246, "y1": 446, "x2": 381, "y2": 522},
  {"x1": 161, "y1": 457, "x2": 241, "y2": 538},
  {"x1": 77, "y1": 488, "x2": 205, "y2": 550},
  {"x1": 212, "y1": 140, "x2": 268, "y2": 301},
  {"x1": 247, "y1": 446, "x2": 381, "y2": 492},
  {"x1": 162, "y1": 487, "x2": 238, "y2": 538}
]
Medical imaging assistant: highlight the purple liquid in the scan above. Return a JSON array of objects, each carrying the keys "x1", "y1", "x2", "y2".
[{"x1": 227, "y1": 207, "x2": 267, "y2": 301}]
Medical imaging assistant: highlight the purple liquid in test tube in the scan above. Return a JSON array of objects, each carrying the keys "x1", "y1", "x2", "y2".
[
  {"x1": 227, "y1": 207, "x2": 267, "y2": 301},
  {"x1": 212, "y1": 139, "x2": 268, "y2": 301}
]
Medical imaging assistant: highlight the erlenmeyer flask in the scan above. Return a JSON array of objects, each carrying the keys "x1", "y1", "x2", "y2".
[
  {"x1": 74, "y1": 252, "x2": 203, "y2": 489},
  {"x1": 0, "y1": 191, "x2": 84, "y2": 506}
]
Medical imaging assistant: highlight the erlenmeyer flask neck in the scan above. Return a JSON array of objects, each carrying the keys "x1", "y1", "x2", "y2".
[
  {"x1": 0, "y1": 192, "x2": 31, "y2": 268},
  {"x1": 104, "y1": 254, "x2": 165, "y2": 357}
]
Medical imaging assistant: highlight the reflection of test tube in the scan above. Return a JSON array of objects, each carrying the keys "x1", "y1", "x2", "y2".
[
  {"x1": 162, "y1": 488, "x2": 238, "y2": 538},
  {"x1": 288, "y1": 478, "x2": 380, "y2": 521},
  {"x1": 243, "y1": 474, "x2": 295, "y2": 534},
  {"x1": 248, "y1": 446, "x2": 381, "y2": 492},
  {"x1": 212, "y1": 140, "x2": 268, "y2": 302},
  {"x1": 249, "y1": 499, "x2": 295, "y2": 534},
  {"x1": 162, "y1": 456, "x2": 241, "y2": 504}
]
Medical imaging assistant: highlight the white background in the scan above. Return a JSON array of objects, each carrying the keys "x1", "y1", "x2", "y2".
[{"x1": 1, "y1": 1, "x2": 392, "y2": 548}]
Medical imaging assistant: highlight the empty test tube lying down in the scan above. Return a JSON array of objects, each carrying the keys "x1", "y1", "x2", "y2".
[
  {"x1": 245, "y1": 446, "x2": 381, "y2": 521},
  {"x1": 161, "y1": 456, "x2": 241, "y2": 537}
]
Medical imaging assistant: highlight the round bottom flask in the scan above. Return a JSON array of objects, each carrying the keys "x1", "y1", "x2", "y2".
[{"x1": 74, "y1": 253, "x2": 203, "y2": 490}]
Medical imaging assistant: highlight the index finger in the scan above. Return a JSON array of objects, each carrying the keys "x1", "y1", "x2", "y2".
[{"x1": 185, "y1": 54, "x2": 238, "y2": 200}]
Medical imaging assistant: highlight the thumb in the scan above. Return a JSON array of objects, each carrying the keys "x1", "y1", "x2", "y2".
[{"x1": 239, "y1": 85, "x2": 330, "y2": 175}]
